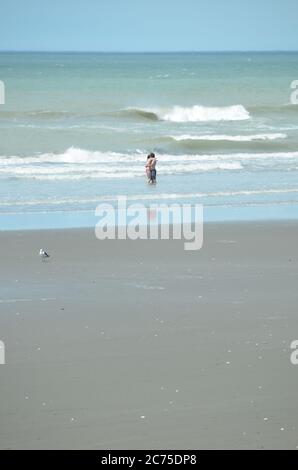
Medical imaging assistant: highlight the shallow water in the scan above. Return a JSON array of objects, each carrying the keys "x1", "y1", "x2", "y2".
[{"x1": 1, "y1": 52, "x2": 298, "y2": 227}]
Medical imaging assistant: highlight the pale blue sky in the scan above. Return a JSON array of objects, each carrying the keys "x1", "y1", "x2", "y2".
[{"x1": 0, "y1": 0, "x2": 297, "y2": 52}]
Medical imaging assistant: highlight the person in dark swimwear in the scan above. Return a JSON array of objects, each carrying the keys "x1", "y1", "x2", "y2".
[{"x1": 148, "y1": 152, "x2": 157, "y2": 184}]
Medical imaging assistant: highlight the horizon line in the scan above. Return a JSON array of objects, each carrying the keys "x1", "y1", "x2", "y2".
[{"x1": 0, "y1": 49, "x2": 298, "y2": 54}]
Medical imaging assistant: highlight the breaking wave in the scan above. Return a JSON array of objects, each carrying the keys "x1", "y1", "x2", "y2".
[{"x1": 123, "y1": 104, "x2": 250, "y2": 122}]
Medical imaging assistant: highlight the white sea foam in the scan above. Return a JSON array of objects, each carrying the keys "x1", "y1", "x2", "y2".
[
  {"x1": 126, "y1": 104, "x2": 250, "y2": 122},
  {"x1": 0, "y1": 161, "x2": 243, "y2": 180},
  {"x1": 151, "y1": 105, "x2": 248, "y2": 122},
  {"x1": 170, "y1": 133, "x2": 287, "y2": 142},
  {"x1": 161, "y1": 105, "x2": 250, "y2": 122},
  {"x1": 2, "y1": 147, "x2": 298, "y2": 166},
  {"x1": 1, "y1": 147, "x2": 298, "y2": 180}
]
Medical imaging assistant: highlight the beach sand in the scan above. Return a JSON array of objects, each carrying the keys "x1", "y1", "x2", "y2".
[{"x1": 0, "y1": 221, "x2": 298, "y2": 449}]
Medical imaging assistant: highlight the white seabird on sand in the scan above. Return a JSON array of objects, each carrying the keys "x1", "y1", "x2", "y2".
[{"x1": 39, "y1": 249, "x2": 50, "y2": 260}]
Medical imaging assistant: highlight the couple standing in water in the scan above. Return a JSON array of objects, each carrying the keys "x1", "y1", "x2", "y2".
[{"x1": 146, "y1": 152, "x2": 157, "y2": 184}]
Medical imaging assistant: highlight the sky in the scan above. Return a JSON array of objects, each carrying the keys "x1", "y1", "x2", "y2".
[{"x1": 0, "y1": 0, "x2": 297, "y2": 52}]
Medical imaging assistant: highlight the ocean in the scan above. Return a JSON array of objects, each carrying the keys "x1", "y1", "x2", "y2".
[{"x1": 1, "y1": 52, "x2": 298, "y2": 229}]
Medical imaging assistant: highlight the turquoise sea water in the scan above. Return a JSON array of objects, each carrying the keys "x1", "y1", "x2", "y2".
[{"x1": 0, "y1": 52, "x2": 298, "y2": 229}]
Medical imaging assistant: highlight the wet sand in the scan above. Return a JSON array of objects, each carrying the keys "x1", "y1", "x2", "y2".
[{"x1": 0, "y1": 221, "x2": 298, "y2": 449}]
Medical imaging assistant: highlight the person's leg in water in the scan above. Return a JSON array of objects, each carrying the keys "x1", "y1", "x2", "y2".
[
  {"x1": 151, "y1": 168, "x2": 157, "y2": 184},
  {"x1": 149, "y1": 153, "x2": 157, "y2": 184},
  {"x1": 146, "y1": 166, "x2": 152, "y2": 183},
  {"x1": 146, "y1": 155, "x2": 152, "y2": 184}
]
